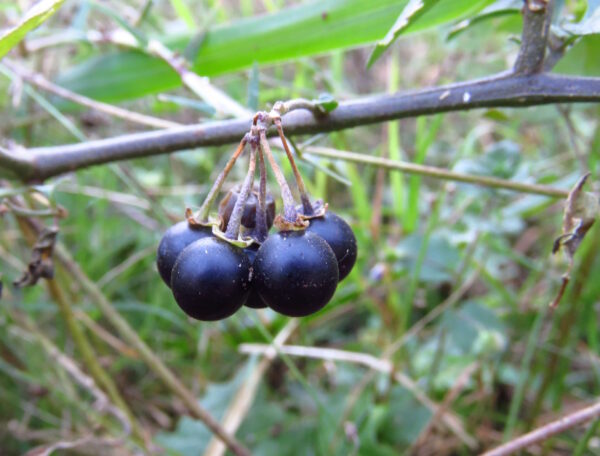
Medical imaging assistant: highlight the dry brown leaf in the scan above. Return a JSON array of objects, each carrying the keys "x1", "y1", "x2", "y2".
[
  {"x1": 14, "y1": 227, "x2": 58, "y2": 288},
  {"x1": 550, "y1": 173, "x2": 598, "y2": 308}
]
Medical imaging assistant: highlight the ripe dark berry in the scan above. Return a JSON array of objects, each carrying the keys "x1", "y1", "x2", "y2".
[
  {"x1": 305, "y1": 211, "x2": 357, "y2": 281},
  {"x1": 156, "y1": 221, "x2": 212, "y2": 287},
  {"x1": 170, "y1": 237, "x2": 251, "y2": 321},
  {"x1": 254, "y1": 231, "x2": 339, "y2": 317},
  {"x1": 243, "y1": 244, "x2": 267, "y2": 309},
  {"x1": 219, "y1": 186, "x2": 275, "y2": 230}
]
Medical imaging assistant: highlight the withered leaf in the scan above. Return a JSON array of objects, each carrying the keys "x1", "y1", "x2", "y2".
[
  {"x1": 14, "y1": 227, "x2": 59, "y2": 288},
  {"x1": 552, "y1": 173, "x2": 598, "y2": 260},
  {"x1": 550, "y1": 173, "x2": 598, "y2": 308}
]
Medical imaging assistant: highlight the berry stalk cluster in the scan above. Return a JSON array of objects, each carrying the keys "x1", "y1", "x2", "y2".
[{"x1": 157, "y1": 103, "x2": 357, "y2": 320}]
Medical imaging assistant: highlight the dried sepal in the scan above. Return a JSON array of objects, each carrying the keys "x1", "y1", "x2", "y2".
[
  {"x1": 211, "y1": 225, "x2": 255, "y2": 248},
  {"x1": 298, "y1": 200, "x2": 328, "y2": 221},
  {"x1": 550, "y1": 173, "x2": 598, "y2": 308},
  {"x1": 185, "y1": 207, "x2": 220, "y2": 228},
  {"x1": 14, "y1": 227, "x2": 59, "y2": 288},
  {"x1": 274, "y1": 214, "x2": 309, "y2": 231}
]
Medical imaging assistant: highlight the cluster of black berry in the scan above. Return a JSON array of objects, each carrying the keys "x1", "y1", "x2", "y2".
[{"x1": 157, "y1": 103, "x2": 357, "y2": 320}]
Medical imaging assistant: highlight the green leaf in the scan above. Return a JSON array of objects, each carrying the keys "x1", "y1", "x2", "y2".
[
  {"x1": 58, "y1": 0, "x2": 491, "y2": 103},
  {"x1": 439, "y1": 301, "x2": 505, "y2": 355},
  {"x1": 58, "y1": 0, "x2": 404, "y2": 101},
  {"x1": 378, "y1": 385, "x2": 433, "y2": 445},
  {"x1": 394, "y1": 233, "x2": 461, "y2": 283},
  {"x1": 246, "y1": 62, "x2": 260, "y2": 112},
  {"x1": 169, "y1": 0, "x2": 197, "y2": 30},
  {"x1": 0, "y1": 0, "x2": 65, "y2": 60},
  {"x1": 447, "y1": 0, "x2": 521, "y2": 40},
  {"x1": 563, "y1": 0, "x2": 600, "y2": 35},
  {"x1": 88, "y1": 0, "x2": 148, "y2": 46},
  {"x1": 368, "y1": 0, "x2": 496, "y2": 66},
  {"x1": 368, "y1": 0, "x2": 441, "y2": 67},
  {"x1": 155, "y1": 358, "x2": 256, "y2": 454},
  {"x1": 554, "y1": 34, "x2": 600, "y2": 76},
  {"x1": 314, "y1": 93, "x2": 338, "y2": 113}
]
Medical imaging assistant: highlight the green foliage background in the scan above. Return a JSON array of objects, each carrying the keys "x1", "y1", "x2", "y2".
[{"x1": 0, "y1": 0, "x2": 600, "y2": 455}]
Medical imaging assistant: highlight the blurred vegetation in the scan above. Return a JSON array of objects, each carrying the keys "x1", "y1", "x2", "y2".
[{"x1": 1, "y1": 0, "x2": 600, "y2": 455}]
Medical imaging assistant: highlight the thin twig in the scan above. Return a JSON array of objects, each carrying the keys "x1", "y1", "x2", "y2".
[
  {"x1": 259, "y1": 129, "x2": 298, "y2": 222},
  {"x1": 274, "y1": 119, "x2": 313, "y2": 214},
  {"x1": 204, "y1": 320, "x2": 298, "y2": 456},
  {"x1": 385, "y1": 270, "x2": 481, "y2": 357},
  {"x1": 16, "y1": 319, "x2": 132, "y2": 451},
  {"x1": 238, "y1": 343, "x2": 477, "y2": 449},
  {"x1": 96, "y1": 245, "x2": 155, "y2": 288},
  {"x1": 196, "y1": 135, "x2": 247, "y2": 222},
  {"x1": 24, "y1": 26, "x2": 247, "y2": 118},
  {"x1": 3, "y1": 60, "x2": 182, "y2": 129},
  {"x1": 56, "y1": 183, "x2": 151, "y2": 209},
  {"x1": 147, "y1": 40, "x2": 250, "y2": 118},
  {"x1": 305, "y1": 146, "x2": 569, "y2": 198},
  {"x1": 225, "y1": 144, "x2": 256, "y2": 239},
  {"x1": 74, "y1": 310, "x2": 139, "y2": 359},
  {"x1": 3, "y1": 73, "x2": 600, "y2": 182},
  {"x1": 50, "y1": 241, "x2": 250, "y2": 456},
  {"x1": 413, "y1": 361, "x2": 480, "y2": 451},
  {"x1": 14, "y1": 215, "x2": 146, "y2": 446},
  {"x1": 482, "y1": 399, "x2": 600, "y2": 456}
]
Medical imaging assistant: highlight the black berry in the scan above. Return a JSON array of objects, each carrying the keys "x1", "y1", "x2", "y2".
[
  {"x1": 219, "y1": 186, "x2": 275, "y2": 230},
  {"x1": 170, "y1": 237, "x2": 251, "y2": 321},
  {"x1": 243, "y1": 244, "x2": 267, "y2": 309},
  {"x1": 254, "y1": 231, "x2": 339, "y2": 317},
  {"x1": 156, "y1": 221, "x2": 212, "y2": 287},
  {"x1": 305, "y1": 211, "x2": 357, "y2": 281}
]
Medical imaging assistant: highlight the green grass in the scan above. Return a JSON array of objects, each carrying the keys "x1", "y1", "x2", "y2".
[{"x1": 0, "y1": 0, "x2": 599, "y2": 455}]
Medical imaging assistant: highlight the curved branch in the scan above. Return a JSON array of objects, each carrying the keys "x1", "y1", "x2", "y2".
[
  {"x1": 7, "y1": 72, "x2": 600, "y2": 182},
  {"x1": 482, "y1": 399, "x2": 600, "y2": 456},
  {"x1": 0, "y1": 147, "x2": 34, "y2": 178}
]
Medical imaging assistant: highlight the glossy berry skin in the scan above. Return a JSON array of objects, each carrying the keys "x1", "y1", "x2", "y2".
[
  {"x1": 254, "y1": 231, "x2": 339, "y2": 317},
  {"x1": 156, "y1": 221, "x2": 212, "y2": 287},
  {"x1": 306, "y1": 212, "x2": 357, "y2": 281},
  {"x1": 243, "y1": 245, "x2": 267, "y2": 309},
  {"x1": 170, "y1": 237, "x2": 251, "y2": 321}
]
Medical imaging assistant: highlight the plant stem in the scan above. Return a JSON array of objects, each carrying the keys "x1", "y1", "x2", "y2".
[
  {"x1": 259, "y1": 129, "x2": 297, "y2": 222},
  {"x1": 30, "y1": 235, "x2": 250, "y2": 456},
  {"x1": 3, "y1": 60, "x2": 182, "y2": 129},
  {"x1": 225, "y1": 144, "x2": 256, "y2": 239},
  {"x1": 304, "y1": 146, "x2": 569, "y2": 198},
  {"x1": 483, "y1": 399, "x2": 600, "y2": 456},
  {"x1": 14, "y1": 216, "x2": 147, "y2": 448},
  {"x1": 528, "y1": 226, "x2": 599, "y2": 426},
  {"x1": 274, "y1": 119, "x2": 313, "y2": 215},
  {"x1": 9, "y1": 73, "x2": 600, "y2": 182},
  {"x1": 197, "y1": 135, "x2": 248, "y2": 222},
  {"x1": 254, "y1": 145, "x2": 269, "y2": 243},
  {"x1": 46, "y1": 279, "x2": 147, "y2": 444},
  {"x1": 574, "y1": 417, "x2": 600, "y2": 455},
  {"x1": 503, "y1": 305, "x2": 549, "y2": 441}
]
